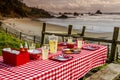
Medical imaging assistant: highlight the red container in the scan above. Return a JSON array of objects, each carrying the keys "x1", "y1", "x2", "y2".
[
  {"x1": 29, "y1": 54, "x2": 41, "y2": 60},
  {"x1": 28, "y1": 50, "x2": 41, "y2": 60},
  {"x1": 2, "y1": 50, "x2": 30, "y2": 66},
  {"x1": 67, "y1": 43, "x2": 74, "y2": 48}
]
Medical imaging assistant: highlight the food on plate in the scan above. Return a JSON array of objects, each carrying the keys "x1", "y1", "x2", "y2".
[
  {"x1": 63, "y1": 48, "x2": 72, "y2": 54},
  {"x1": 63, "y1": 48, "x2": 80, "y2": 54}
]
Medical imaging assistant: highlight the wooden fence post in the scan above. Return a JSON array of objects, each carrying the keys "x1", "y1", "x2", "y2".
[
  {"x1": 33, "y1": 36, "x2": 36, "y2": 43},
  {"x1": 6, "y1": 28, "x2": 8, "y2": 33},
  {"x1": 77, "y1": 26, "x2": 86, "y2": 37},
  {"x1": 20, "y1": 32, "x2": 22, "y2": 40},
  {"x1": 40, "y1": 23, "x2": 46, "y2": 47},
  {"x1": 81, "y1": 26, "x2": 86, "y2": 36},
  {"x1": 107, "y1": 45, "x2": 110, "y2": 59},
  {"x1": 62, "y1": 36, "x2": 64, "y2": 42},
  {"x1": 110, "y1": 27, "x2": 119, "y2": 62},
  {"x1": 68, "y1": 25, "x2": 73, "y2": 36},
  {"x1": 115, "y1": 47, "x2": 119, "y2": 61},
  {"x1": 0, "y1": 21, "x2": 2, "y2": 26}
]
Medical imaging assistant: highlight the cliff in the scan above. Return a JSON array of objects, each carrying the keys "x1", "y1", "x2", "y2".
[{"x1": 0, "y1": 0, "x2": 53, "y2": 18}]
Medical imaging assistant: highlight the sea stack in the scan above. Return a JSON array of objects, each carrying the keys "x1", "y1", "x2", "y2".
[
  {"x1": 57, "y1": 14, "x2": 68, "y2": 18},
  {"x1": 95, "y1": 10, "x2": 102, "y2": 14}
]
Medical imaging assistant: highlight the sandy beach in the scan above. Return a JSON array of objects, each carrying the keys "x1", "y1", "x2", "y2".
[
  {"x1": 1, "y1": 18, "x2": 120, "y2": 53},
  {"x1": 1, "y1": 18, "x2": 114, "y2": 40},
  {"x1": 2, "y1": 18, "x2": 69, "y2": 36}
]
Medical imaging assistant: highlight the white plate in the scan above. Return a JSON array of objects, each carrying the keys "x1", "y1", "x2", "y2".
[
  {"x1": 3, "y1": 48, "x2": 11, "y2": 52},
  {"x1": 28, "y1": 50, "x2": 41, "y2": 54},
  {"x1": 54, "y1": 56, "x2": 68, "y2": 61}
]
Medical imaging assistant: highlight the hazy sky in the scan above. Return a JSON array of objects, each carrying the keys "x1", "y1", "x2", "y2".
[{"x1": 23, "y1": 0, "x2": 120, "y2": 13}]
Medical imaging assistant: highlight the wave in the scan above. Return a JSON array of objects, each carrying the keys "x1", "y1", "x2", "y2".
[{"x1": 39, "y1": 14, "x2": 120, "y2": 33}]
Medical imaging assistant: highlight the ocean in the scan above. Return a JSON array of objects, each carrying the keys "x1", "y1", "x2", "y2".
[{"x1": 39, "y1": 14, "x2": 120, "y2": 33}]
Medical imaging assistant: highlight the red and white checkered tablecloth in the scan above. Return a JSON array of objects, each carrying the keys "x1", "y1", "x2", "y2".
[{"x1": 0, "y1": 44, "x2": 107, "y2": 80}]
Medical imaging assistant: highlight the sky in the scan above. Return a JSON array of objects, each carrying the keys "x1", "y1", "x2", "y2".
[{"x1": 23, "y1": 0, "x2": 120, "y2": 13}]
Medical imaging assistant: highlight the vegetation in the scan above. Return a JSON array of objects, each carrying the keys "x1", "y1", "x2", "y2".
[
  {"x1": 0, "y1": 28, "x2": 40, "y2": 56},
  {"x1": 0, "y1": 0, "x2": 53, "y2": 18},
  {"x1": 0, "y1": 23, "x2": 42, "y2": 56},
  {"x1": 0, "y1": 29, "x2": 22, "y2": 55},
  {"x1": 29, "y1": 7, "x2": 53, "y2": 18},
  {"x1": 91, "y1": 63, "x2": 108, "y2": 72},
  {"x1": 85, "y1": 63, "x2": 108, "y2": 79}
]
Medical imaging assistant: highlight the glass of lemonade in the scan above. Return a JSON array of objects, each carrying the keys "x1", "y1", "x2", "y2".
[
  {"x1": 67, "y1": 37, "x2": 73, "y2": 43},
  {"x1": 77, "y1": 38, "x2": 83, "y2": 48},
  {"x1": 49, "y1": 35, "x2": 58, "y2": 54},
  {"x1": 42, "y1": 45, "x2": 49, "y2": 60}
]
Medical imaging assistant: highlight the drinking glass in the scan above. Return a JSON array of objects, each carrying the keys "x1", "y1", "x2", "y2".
[
  {"x1": 42, "y1": 45, "x2": 49, "y2": 60},
  {"x1": 29, "y1": 43, "x2": 36, "y2": 50},
  {"x1": 67, "y1": 37, "x2": 73, "y2": 44},
  {"x1": 77, "y1": 38, "x2": 83, "y2": 48}
]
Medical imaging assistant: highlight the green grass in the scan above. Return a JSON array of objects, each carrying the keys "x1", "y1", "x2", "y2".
[
  {"x1": 117, "y1": 59, "x2": 120, "y2": 63},
  {"x1": 0, "y1": 28, "x2": 40, "y2": 56},
  {"x1": 91, "y1": 63, "x2": 108, "y2": 72},
  {"x1": 0, "y1": 30, "x2": 23, "y2": 56}
]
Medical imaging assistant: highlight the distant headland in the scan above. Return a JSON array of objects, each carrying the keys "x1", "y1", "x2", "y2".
[{"x1": 0, "y1": 0, "x2": 53, "y2": 19}]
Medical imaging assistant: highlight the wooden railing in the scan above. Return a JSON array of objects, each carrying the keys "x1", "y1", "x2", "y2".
[
  {"x1": 72, "y1": 27, "x2": 119, "y2": 62},
  {"x1": 41, "y1": 23, "x2": 120, "y2": 62},
  {"x1": 0, "y1": 21, "x2": 120, "y2": 62},
  {"x1": 40, "y1": 23, "x2": 86, "y2": 46},
  {"x1": 0, "y1": 23, "x2": 41, "y2": 43},
  {"x1": 75, "y1": 27, "x2": 119, "y2": 62}
]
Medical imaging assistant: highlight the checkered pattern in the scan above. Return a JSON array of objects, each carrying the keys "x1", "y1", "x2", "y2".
[{"x1": 0, "y1": 44, "x2": 107, "y2": 80}]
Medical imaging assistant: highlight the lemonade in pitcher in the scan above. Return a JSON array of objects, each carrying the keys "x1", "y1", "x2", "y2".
[
  {"x1": 49, "y1": 35, "x2": 58, "y2": 54},
  {"x1": 49, "y1": 40, "x2": 57, "y2": 53}
]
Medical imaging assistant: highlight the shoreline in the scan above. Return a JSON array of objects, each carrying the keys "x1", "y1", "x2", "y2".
[{"x1": 1, "y1": 18, "x2": 113, "y2": 40}]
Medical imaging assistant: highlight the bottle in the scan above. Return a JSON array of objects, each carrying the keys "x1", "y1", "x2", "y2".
[
  {"x1": 24, "y1": 42, "x2": 28, "y2": 52},
  {"x1": 20, "y1": 43, "x2": 25, "y2": 53}
]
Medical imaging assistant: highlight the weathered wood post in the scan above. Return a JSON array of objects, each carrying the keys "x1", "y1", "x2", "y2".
[
  {"x1": 77, "y1": 26, "x2": 86, "y2": 37},
  {"x1": 20, "y1": 32, "x2": 22, "y2": 40},
  {"x1": 110, "y1": 27, "x2": 119, "y2": 62},
  {"x1": 6, "y1": 28, "x2": 8, "y2": 33},
  {"x1": 40, "y1": 23, "x2": 46, "y2": 47},
  {"x1": 116, "y1": 47, "x2": 119, "y2": 61},
  {"x1": 62, "y1": 36, "x2": 64, "y2": 42},
  {"x1": 33, "y1": 36, "x2": 36, "y2": 43},
  {"x1": 0, "y1": 21, "x2": 2, "y2": 26},
  {"x1": 107, "y1": 44, "x2": 110, "y2": 59},
  {"x1": 68, "y1": 25, "x2": 73, "y2": 36},
  {"x1": 81, "y1": 26, "x2": 86, "y2": 36}
]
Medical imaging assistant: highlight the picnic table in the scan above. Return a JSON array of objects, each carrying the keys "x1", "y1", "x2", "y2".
[{"x1": 0, "y1": 44, "x2": 107, "y2": 80}]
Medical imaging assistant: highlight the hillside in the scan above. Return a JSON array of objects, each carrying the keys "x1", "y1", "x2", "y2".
[{"x1": 0, "y1": 0, "x2": 53, "y2": 18}]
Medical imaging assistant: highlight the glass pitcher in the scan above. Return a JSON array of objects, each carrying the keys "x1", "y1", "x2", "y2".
[{"x1": 49, "y1": 35, "x2": 58, "y2": 54}]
